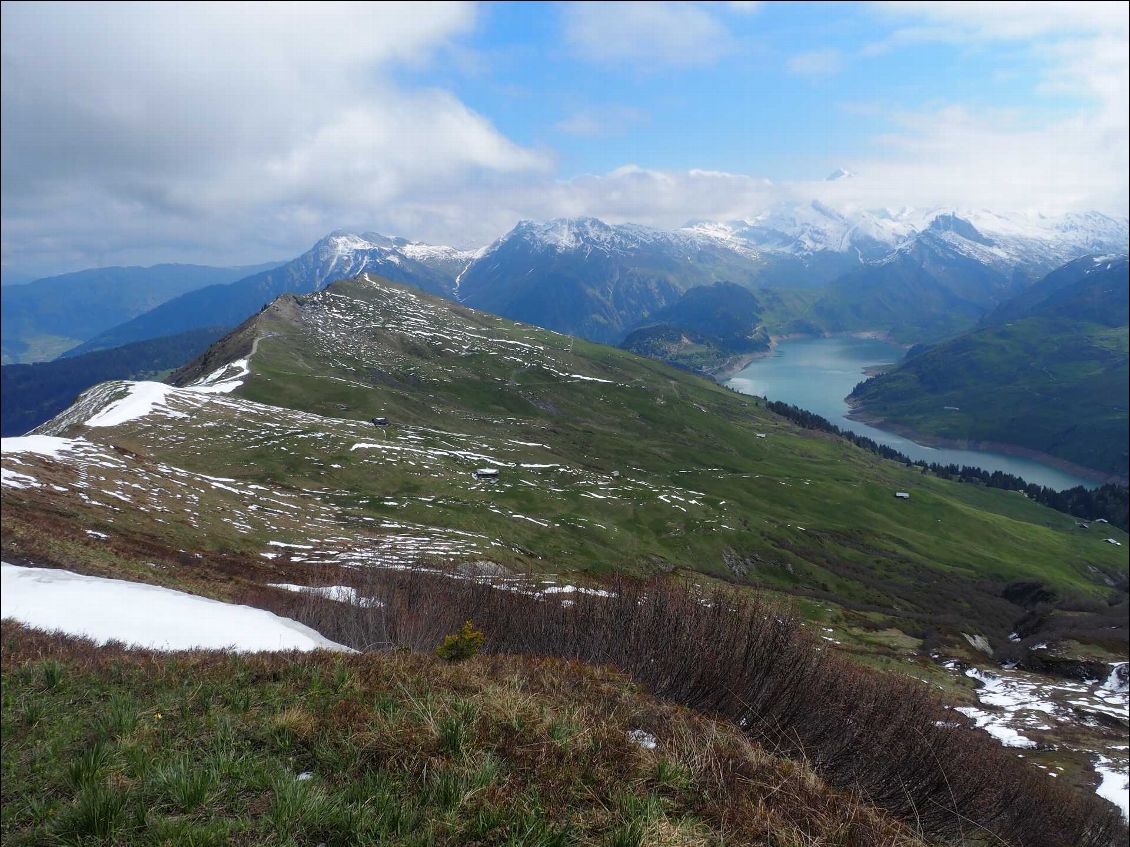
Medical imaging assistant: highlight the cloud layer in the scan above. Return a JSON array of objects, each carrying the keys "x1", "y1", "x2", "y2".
[
  {"x1": 1, "y1": 2, "x2": 544, "y2": 273},
  {"x1": 2, "y1": 1, "x2": 1127, "y2": 277},
  {"x1": 562, "y1": 2, "x2": 737, "y2": 67}
]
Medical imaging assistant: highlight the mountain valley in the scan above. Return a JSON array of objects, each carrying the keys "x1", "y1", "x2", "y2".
[
  {"x1": 0, "y1": 262, "x2": 281, "y2": 365},
  {"x1": 850, "y1": 256, "x2": 1130, "y2": 481},
  {"x1": 6, "y1": 7, "x2": 1129, "y2": 843},
  {"x1": 2, "y1": 212, "x2": 1128, "y2": 844},
  {"x1": 3, "y1": 273, "x2": 1127, "y2": 837}
]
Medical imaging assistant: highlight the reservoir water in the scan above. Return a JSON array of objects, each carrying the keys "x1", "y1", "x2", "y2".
[{"x1": 727, "y1": 336, "x2": 1097, "y2": 491}]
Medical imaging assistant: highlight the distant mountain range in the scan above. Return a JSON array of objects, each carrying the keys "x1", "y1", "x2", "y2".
[
  {"x1": 62, "y1": 234, "x2": 472, "y2": 357},
  {"x1": 849, "y1": 255, "x2": 1130, "y2": 481},
  {"x1": 2, "y1": 205, "x2": 1126, "y2": 439},
  {"x1": 0, "y1": 262, "x2": 280, "y2": 364},
  {"x1": 460, "y1": 208, "x2": 1127, "y2": 344},
  {"x1": 14, "y1": 206, "x2": 1126, "y2": 361},
  {"x1": 455, "y1": 217, "x2": 769, "y2": 343}
]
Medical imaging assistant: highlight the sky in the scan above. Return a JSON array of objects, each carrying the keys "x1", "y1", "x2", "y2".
[{"x1": 1, "y1": 0, "x2": 1127, "y2": 279}]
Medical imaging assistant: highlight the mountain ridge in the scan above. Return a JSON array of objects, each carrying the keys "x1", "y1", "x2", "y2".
[
  {"x1": 62, "y1": 232, "x2": 467, "y2": 356},
  {"x1": 17, "y1": 271, "x2": 1125, "y2": 619},
  {"x1": 33, "y1": 206, "x2": 1130, "y2": 367},
  {"x1": 4, "y1": 272, "x2": 1126, "y2": 834}
]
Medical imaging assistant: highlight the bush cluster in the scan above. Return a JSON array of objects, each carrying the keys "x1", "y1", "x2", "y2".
[{"x1": 291, "y1": 569, "x2": 1128, "y2": 847}]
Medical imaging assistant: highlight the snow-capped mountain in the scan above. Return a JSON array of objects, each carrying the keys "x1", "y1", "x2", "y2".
[
  {"x1": 691, "y1": 205, "x2": 1128, "y2": 273},
  {"x1": 67, "y1": 232, "x2": 470, "y2": 354},
  {"x1": 687, "y1": 205, "x2": 1127, "y2": 266},
  {"x1": 301, "y1": 230, "x2": 468, "y2": 295},
  {"x1": 683, "y1": 203, "x2": 927, "y2": 262},
  {"x1": 309, "y1": 211, "x2": 1127, "y2": 347},
  {"x1": 321, "y1": 231, "x2": 477, "y2": 280},
  {"x1": 941, "y1": 209, "x2": 1130, "y2": 272},
  {"x1": 475, "y1": 217, "x2": 759, "y2": 260},
  {"x1": 67, "y1": 207, "x2": 1129, "y2": 357},
  {"x1": 456, "y1": 218, "x2": 768, "y2": 344}
]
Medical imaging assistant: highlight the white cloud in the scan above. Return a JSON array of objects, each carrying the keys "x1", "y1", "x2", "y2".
[
  {"x1": 786, "y1": 49, "x2": 843, "y2": 77},
  {"x1": 1, "y1": 1, "x2": 548, "y2": 275},
  {"x1": 839, "y1": 107, "x2": 1124, "y2": 213},
  {"x1": 562, "y1": 2, "x2": 736, "y2": 68},
  {"x1": 1, "y1": 1, "x2": 1125, "y2": 276},
  {"x1": 869, "y1": 2, "x2": 1128, "y2": 44},
  {"x1": 346, "y1": 147, "x2": 1126, "y2": 252},
  {"x1": 853, "y1": 1, "x2": 1128, "y2": 217},
  {"x1": 555, "y1": 106, "x2": 648, "y2": 137},
  {"x1": 353, "y1": 165, "x2": 777, "y2": 247}
]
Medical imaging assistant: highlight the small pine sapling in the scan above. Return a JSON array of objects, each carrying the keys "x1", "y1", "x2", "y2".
[{"x1": 435, "y1": 620, "x2": 485, "y2": 662}]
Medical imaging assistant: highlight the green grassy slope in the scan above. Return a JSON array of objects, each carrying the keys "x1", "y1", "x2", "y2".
[{"x1": 6, "y1": 274, "x2": 1122, "y2": 650}]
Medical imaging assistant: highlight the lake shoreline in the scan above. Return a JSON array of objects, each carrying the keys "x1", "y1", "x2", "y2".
[
  {"x1": 726, "y1": 335, "x2": 1104, "y2": 491},
  {"x1": 844, "y1": 404, "x2": 1123, "y2": 487},
  {"x1": 710, "y1": 330, "x2": 909, "y2": 382}
]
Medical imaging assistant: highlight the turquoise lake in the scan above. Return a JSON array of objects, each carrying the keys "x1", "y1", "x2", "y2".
[{"x1": 727, "y1": 336, "x2": 1097, "y2": 491}]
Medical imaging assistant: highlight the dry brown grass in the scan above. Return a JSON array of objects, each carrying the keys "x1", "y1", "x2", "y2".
[{"x1": 279, "y1": 567, "x2": 1129, "y2": 847}]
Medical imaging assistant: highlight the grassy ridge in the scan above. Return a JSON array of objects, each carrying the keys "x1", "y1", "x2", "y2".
[
  {"x1": 235, "y1": 278, "x2": 1126, "y2": 605},
  {"x1": 7, "y1": 274, "x2": 1122, "y2": 652}
]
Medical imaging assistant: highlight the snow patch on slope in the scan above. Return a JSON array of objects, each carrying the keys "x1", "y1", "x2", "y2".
[
  {"x1": 1, "y1": 435, "x2": 86, "y2": 459},
  {"x1": 269, "y1": 583, "x2": 382, "y2": 608},
  {"x1": 82, "y1": 359, "x2": 250, "y2": 428},
  {"x1": 189, "y1": 358, "x2": 250, "y2": 394},
  {"x1": 1094, "y1": 755, "x2": 1130, "y2": 821},
  {"x1": 944, "y1": 661, "x2": 1130, "y2": 816},
  {"x1": 70, "y1": 357, "x2": 253, "y2": 429},
  {"x1": 1, "y1": 562, "x2": 349, "y2": 652},
  {"x1": 953, "y1": 705, "x2": 1037, "y2": 748},
  {"x1": 86, "y1": 382, "x2": 186, "y2": 428},
  {"x1": 397, "y1": 242, "x2": 477, "y2": 265},
  {"x1": 1, "y1": 468, "x2": 41, "y2": 489}
]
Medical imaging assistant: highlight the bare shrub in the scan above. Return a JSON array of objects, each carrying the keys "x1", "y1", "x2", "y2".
[{"x1": 291, "y1": 567, "x2": 1128, "y2": 847}]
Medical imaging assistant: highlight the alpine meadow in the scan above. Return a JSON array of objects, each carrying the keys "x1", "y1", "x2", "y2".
[{"x1": 2, "y1": 3, "x2": 1128, "y2": 846}]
